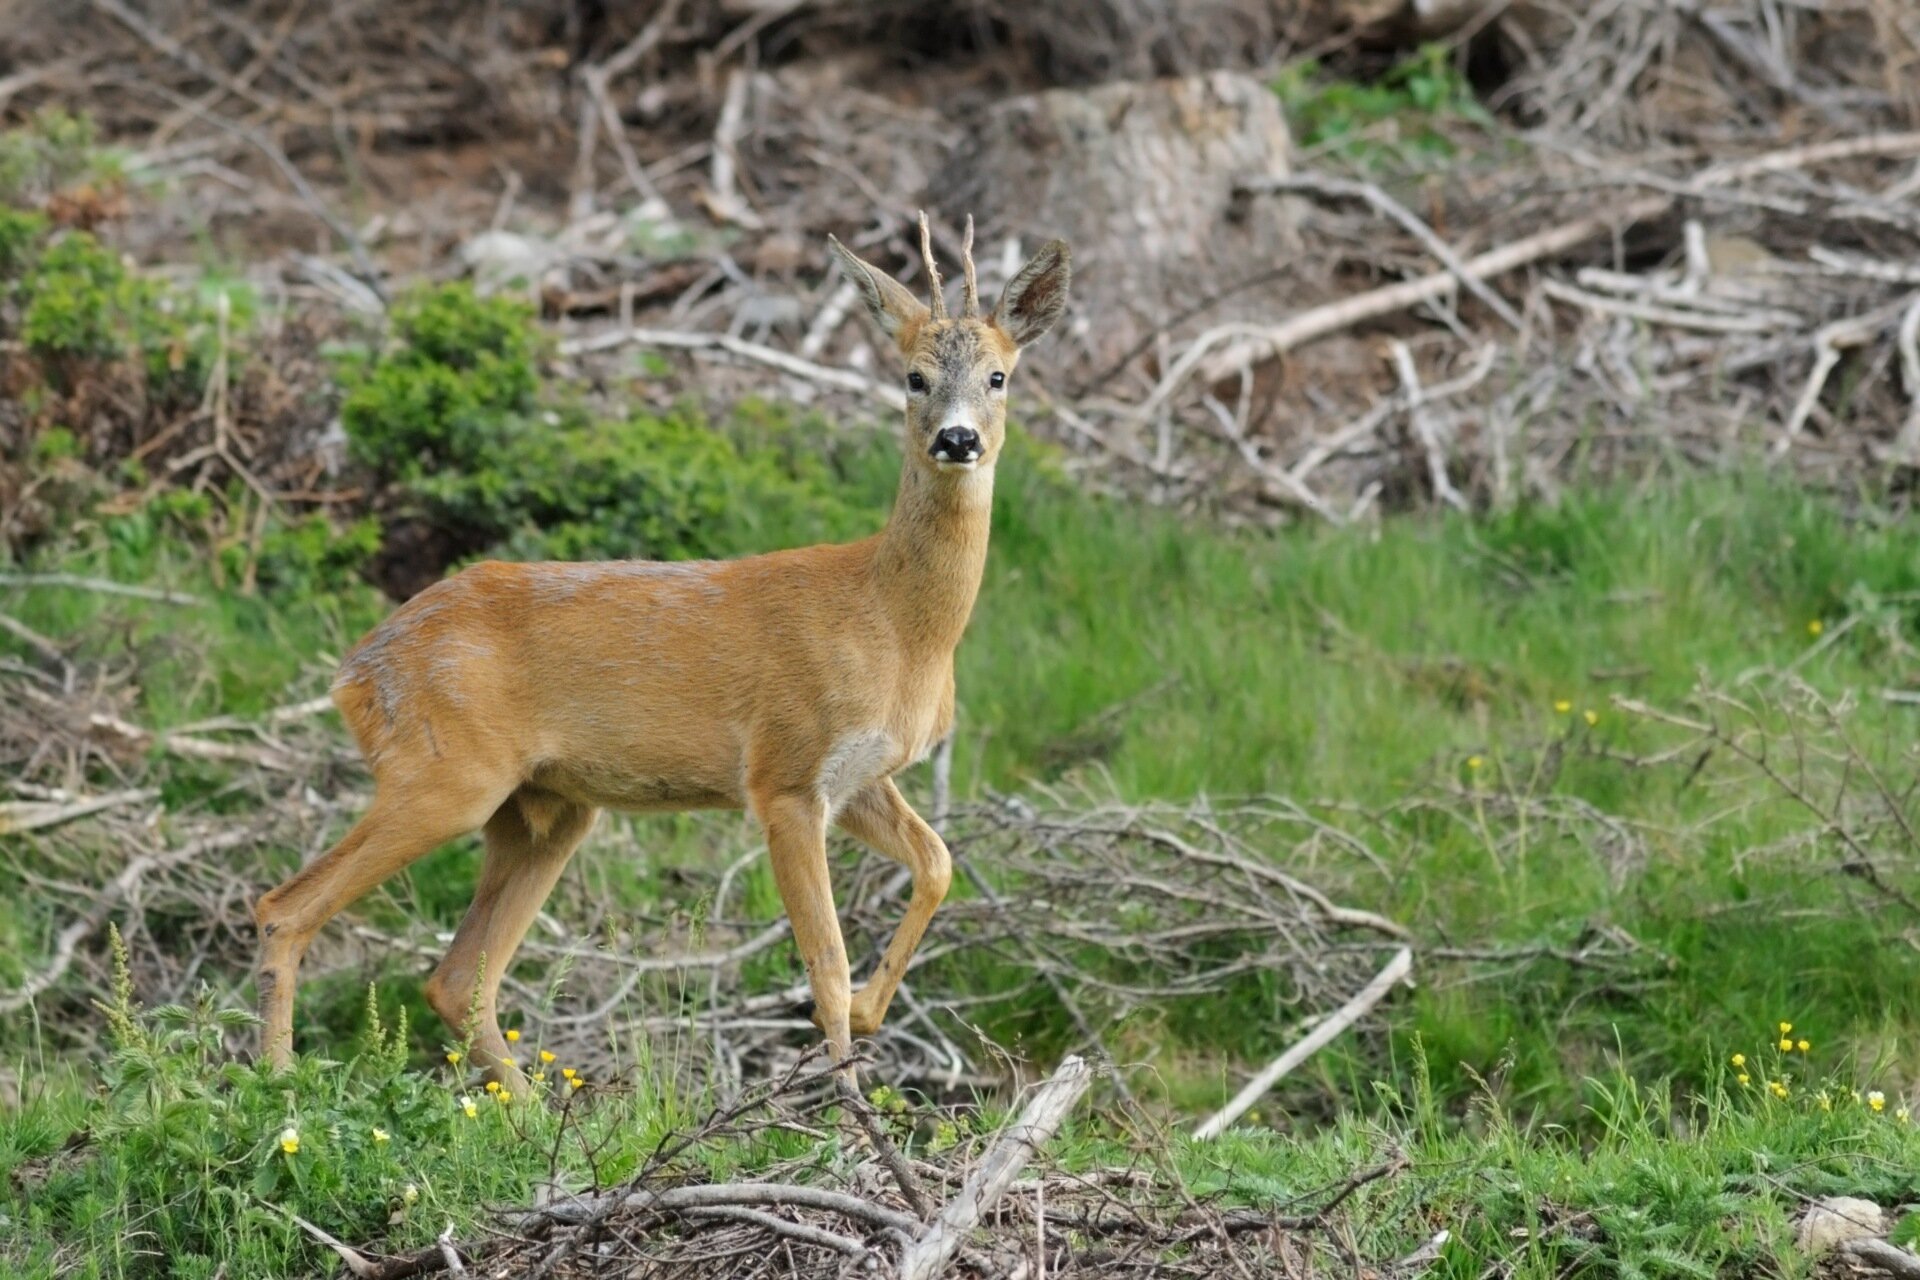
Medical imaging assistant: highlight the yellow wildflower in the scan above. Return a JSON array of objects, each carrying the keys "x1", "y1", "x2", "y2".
[
  {"x1": 371, "y1": 1127, "x2": 390, "y2": 1144},
  {"x1": 1466, "y1": 756, "x2": 1483, "y2": 771},
  {"x1": 497, "y1": 1090, "x2": 512, "y2": 1104},
  {"x1": 446, "y1": 1050, "x2": 462, "y2": 1065},
  {"x1": 485, "y1": 1081, "x2": 501, "y2": 1094},
  {"x1": 1798, "y1": 1039, "x2": 1810, "y2": 1053},
  {"x1": 1820, "y1": 1093, "x2": 1833, "y2": 1112},
  {"x1": 502, "y1": 1056, "x2": 515, "y2": 1067},
  {"x1": 1731, "y1": 1053, "x2": 1745, "y2": 1067},
  {"x1": 1869, "y1": 1091, "x2": 1886, "y2": 1112},
  {"x1": 532, "y1": 1072, "x2": 546, "y2": 1083},
  {"x1": 1780, "y1": 1022, "x2": 1792, "y2": 1035},
  {"x1": 1808, "y1": 620, "x2": 1824, "y2": 637},
  {"x1": 1554, "y1": 699, "x2": 1572, "y2": 714},
  {"x1": 1780, "y1": 1038, "x2": 1794, "y2": 1052},
  {"x1": 562, "y1": 1067, "x2": 577, "y2": 1080},
  {"x1": 1770, "y1": 1081, "x2": 1789, "y2": 1099},
  {"x1": 403, "y1": 1183, "x2": 420, "y2": 1206},
  {"x1": 1737, "y1": 1073, "x2": 1751, "y2": 1085},
  {"x1": 279, "y1": 1126, "x2": 300, "y2": 1155},
  {"x1": 505, "y1": 1029, "x2": 520, "y2": 1043},
  {"x1": 460, "y1": 1095, "x2": 478, "y2": 1118},
  {"x1": 569, "y1": 1078, "x2": 583, "y2": 1091},
  {"x1": 1583, "y1": 709, "x2": 1599, "y2": 726},
  {"x1": 1900, "y1": 1108, "x2": 1911, "y2": 1125},
  {"x1": 539, "y1": 1050, "x2": 556, "y2": 1064}
]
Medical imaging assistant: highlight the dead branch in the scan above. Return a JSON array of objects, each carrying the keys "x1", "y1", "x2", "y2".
[
  {"x1": 899, "y1": 1055, "x2": 1096, "y2": 1280},
  {"x1": 1192, "y1": 946, "x2": 1413, "y2": 1141}
]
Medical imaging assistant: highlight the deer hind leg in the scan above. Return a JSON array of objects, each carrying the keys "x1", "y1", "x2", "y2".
[
  {"x1": 756, "y1": 788, "x2": 856, "y2": 1077},
  {"x1": 253, "y1": 764, "x2": 512, "y2": 1069},
  {"x1": 425, "y1": 789, "x2": 596, "y2": 1087},
  {"x1": 833, "y1": 778, "x2": 951, "y2": 1037}
]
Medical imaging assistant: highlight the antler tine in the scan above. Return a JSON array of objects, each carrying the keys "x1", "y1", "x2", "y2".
[
  {"x1": 917, "y1": 210, "x2": 946, "y2": 320},
  {"x1": 960, "y1": 214, "x2": 980, "y2": 319}
]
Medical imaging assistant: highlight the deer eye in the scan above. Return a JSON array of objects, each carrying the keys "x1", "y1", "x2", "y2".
[
  {"x1": 989, "y1": 371, "x2": 1006, "y2": 390},
  {"x1": 907, "y1": 371, "x2": 928, "y2": 393}
]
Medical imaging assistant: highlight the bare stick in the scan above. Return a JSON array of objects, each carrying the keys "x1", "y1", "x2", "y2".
[
  {"x1": 1896, "y1": 295, "x2": 1920, "y2": 459},
  {"x1": 1192, "y1": 946, "x2": 1412, "y2": 1140},
  {"x1": 1844, "y1": 1239, "x2": 1920, "y2": 1280},
  {"x1": 680, "y1": 1206, "x2": 869, "y2": 1257},
  {"x1": 899, "y1": 1055, "x2": 1095, "y2": 1280},
  {"x1": 273, "y1": 1204, "x2": 379, "y2": 1277},
  {"x1": 0, "y1": 829, "x2": 255, "y2": 1014},
  {"x1": 0, "y1": 789, "x2": 157, "y2": 838},
  {"x1": 1539, "y1": 279, "x2": 1796, "y2": 333},
  {"x1": 705, "y1": 69, "x2": 764, "y2": 229},
  {"x1": 560, "y1": 327, "x2": 906, "y2": 411},
  {"x1": 0, "y1": 573, "x2": 203, "y2": 605},
  {"x1": 838, "y1": 1076, "x2": 931, "y2": 1218},
  {"x1": 1147, "y1": 195, "x2": 1673, "y2": 411},
  {"x1": 570, "y1": 0, "x2": 684, "y2": 221},
  {"x1": 528, "y1": 1180, "x2": 923, "y2": 1236},
  {"x1": 1241, "y1": 173, "x2": 1525, "y2": 331},
  {"x1": 1390, "y1": 342, "x2": 1467, "y2": 512}
]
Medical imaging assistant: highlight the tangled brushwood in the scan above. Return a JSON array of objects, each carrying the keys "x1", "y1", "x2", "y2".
[{"x1": 1, "y1": 1, "x2": 1917, "y2": 543}]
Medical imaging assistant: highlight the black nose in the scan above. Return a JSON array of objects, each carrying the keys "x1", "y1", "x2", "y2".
[{"x1": 931, "y1": 426, "x2": 982, "y2": 462}]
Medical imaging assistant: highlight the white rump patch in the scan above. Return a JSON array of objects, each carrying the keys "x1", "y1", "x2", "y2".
[{"x1": 816, "y1": 730, "x2": 897, "y2": 811}]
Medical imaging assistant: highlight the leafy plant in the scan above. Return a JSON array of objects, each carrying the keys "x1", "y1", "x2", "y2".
[
  {"x1": 341, "y1": 282, "x2": 866, "y2": 564},
  {"x1": 1273, "y1": 44, "x2": 1494, "y2": 166}
]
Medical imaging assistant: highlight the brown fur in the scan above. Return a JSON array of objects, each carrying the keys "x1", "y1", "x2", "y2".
[{"x1": 252, "y1": 230, "x2": 1071, "y2": 1083}]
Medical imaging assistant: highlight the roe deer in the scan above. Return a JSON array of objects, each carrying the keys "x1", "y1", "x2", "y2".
[{"x1": 253, "y1": 215, "x2": 1071, "y2": 1084}]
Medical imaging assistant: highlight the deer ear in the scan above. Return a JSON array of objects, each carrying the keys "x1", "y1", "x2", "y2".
[
  {"x1": 828, "y1": 235, "x2": 928, "y2": 348},
  {"x1": 993, "y1": 240, "x2": 1071, "y2": 348}
]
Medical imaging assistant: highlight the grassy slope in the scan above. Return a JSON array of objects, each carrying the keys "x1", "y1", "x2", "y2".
[{"x1": 9, "y1": 438, "x2": 1920, "y2": 1276}]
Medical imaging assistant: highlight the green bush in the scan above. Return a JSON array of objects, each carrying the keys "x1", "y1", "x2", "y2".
[
  {"x1": 343, "y1": 282, "x2": 869, "y2": 564},
  {"x1": 0, "y1": 109, "x2": 119, "y2": 209},
  {"x1": 0, "y1": 215, "x2": 215, "y2": 397},
  {"x1": 1273, "y1": 44, "x2": 1493, "y2": 165}
]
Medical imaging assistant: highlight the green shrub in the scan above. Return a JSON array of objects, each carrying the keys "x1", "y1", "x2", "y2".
[
  {"x1": 0, "y1": 109, "x2": 119, "y2": 209},
  {"x1": 1273, "y1": 44, "x2": 1493, "y2": 165},
  {"x1": 343, "y1": 282, "x2": 869, "y2": 563}
]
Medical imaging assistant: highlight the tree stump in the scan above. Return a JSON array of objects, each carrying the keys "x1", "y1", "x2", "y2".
[{"x1": 953, "y1": 72, "x2": 1296, "y2": 375}]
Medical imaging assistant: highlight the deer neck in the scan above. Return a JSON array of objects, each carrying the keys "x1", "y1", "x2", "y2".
[{"x1": 870, "y1": 460, "x2": 994, "y2": 659}]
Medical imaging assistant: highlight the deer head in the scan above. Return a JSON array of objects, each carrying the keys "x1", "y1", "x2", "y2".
[{"x1": 829, "y1": 214, "x2": 1071, "y2": 477}]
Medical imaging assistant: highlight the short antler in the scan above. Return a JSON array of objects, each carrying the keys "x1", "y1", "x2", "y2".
[{"x1": 917, "y1": 210, "x2": 946, "y2": 320}]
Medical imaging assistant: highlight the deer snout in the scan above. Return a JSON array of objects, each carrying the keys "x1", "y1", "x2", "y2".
[{"x1": 931, "y1": 425, "x2": 982, "y2": 466}]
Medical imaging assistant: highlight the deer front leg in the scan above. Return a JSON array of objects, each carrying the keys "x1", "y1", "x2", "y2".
[
  {"x1": 756, "y1": 789, "x2": 856, "y2": 1076},
  {"x1": 834, "y1": 778, "x2": 952, "y2": 1037}
]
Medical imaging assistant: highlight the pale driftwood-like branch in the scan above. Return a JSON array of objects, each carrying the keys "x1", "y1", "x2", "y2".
[
  {"x1": 1540, "y1": 279, "x2": 1796, "y2": 333},
  {"x1": 899, "y1": 1055, "x2": 1095, "y2": 1280},
  {"x1": 1895, "y1": 295, "x2": 1920, "y2": 459},
  {"x1": 705, "y1": 69, "x2": 764, "y2": 229},
  {"x1": 1775, "y1": 295, "x2": 1920, "y2": 457},
  {"x1": 527, "y1": 1180, "x2": 924, "y2": 1237},
  {"x1": 1843, "y1": 1239, "x2": 1920, "y2": 1280},
  {"x1": 0, "y1": 788, "x2": 157, "y2": 837},
  {"x1": 680, "y1": 1206, "x2": 870, "y2": 1258},
  {"x1": 1192, "y1": 946, "x2": 1412, "y2": 1141},
  {"x1": 0, "y1": 572, "x2": 204, "y2": 605},
  {"x1": 569, "y1": 0, "x2": 684, "y2": 221},
  {"x1": 1240, "y1": 172, "x2": 1526, "y2": 332},
  {"x1": 0, "y1": 828, "x2": 255, "y2": 1015},
  {"x1": 559, "y1": 327, "x2": 906, "y2": 412},
  {"x1": 1390, "y1": 341, "x2": 1467, "y2": 512},
  {"x1": 1141, "y1": 195, "x2": 1674, "y2": 412}
]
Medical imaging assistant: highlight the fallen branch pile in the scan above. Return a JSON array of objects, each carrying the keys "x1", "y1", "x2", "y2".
[{"x1": 296, "y1": 1048, "x2": 1416, "y2": 1280}]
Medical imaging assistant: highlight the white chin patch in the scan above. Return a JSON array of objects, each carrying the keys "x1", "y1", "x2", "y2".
[{"x1": 934, "y1": 452, "x2": 981, "y2": 470}]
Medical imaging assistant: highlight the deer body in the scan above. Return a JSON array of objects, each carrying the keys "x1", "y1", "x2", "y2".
[{"x1": 253, "y1": 218, "x2": 1069, "y2": 1083}]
